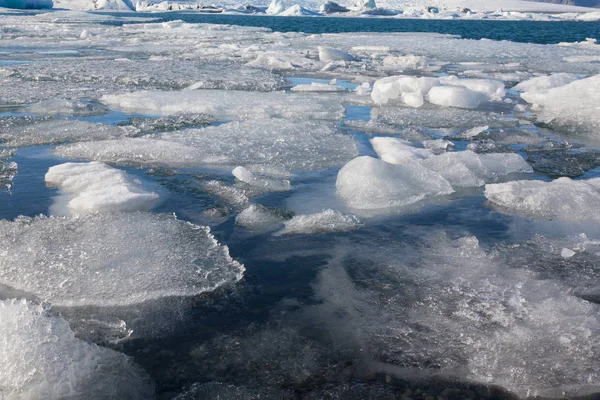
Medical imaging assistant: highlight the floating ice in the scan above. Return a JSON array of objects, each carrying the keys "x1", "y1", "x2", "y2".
[
  {"x1": 438, "y1": 76, "x2": 505, "y2": 101},
  {"x1": 485, "y1": 177, "x2": 600, "y2": 222},
  {"x1": 232, "y1": 166, "x2": 291, "y2": 192},
  {"x1": 45, "y1": 162, "x2": 159, "y2": 215},
  {"x1": 0, "y1": 117, "x2": 131, "y2": 147},
  {"x1": 0, "y1": 299, "x2": 154, "y2": 400},
  {"x1": 370, "y1": 136, "x2": 433, "y2": 164},
  {"x1": 235, "y1": 204, "x2": 284, "y2": 230},
  {"x1": 513, "y1": 72, "x2": 579, "y2": 92},
  {"x1": 56, "y1": 120, "x2": 357, "y2": 171},
  {"x1": 371, "y1": 75, "x2": 438, "y2": 106},
  {"x1": 318, "y1": 46, "x2": 357, "y2": 62},
  {"x1": 427, "y1": 86, "x2": 486, "y2": 109},
  {"x1": 101, "y1": 90, "x2": 344, "y2": 121},
  {"x1": 336, "y1": 156, "x2": 454, "y2": 210},
  {"x1": 275, "y1": 209, "x2": 359, "y2": 236},
  {"x1": 520, "y1": 74, "x2": 600, "y2": 135},
  {"x1": 421, "y1": 150, "x2": 532, "y2": 187},
  {"x1": 0, "y1": 212, "x2": 244, "y2": 306},
  {"x1": 290, "y1": 82, "x2": 346, "y2": 92}
]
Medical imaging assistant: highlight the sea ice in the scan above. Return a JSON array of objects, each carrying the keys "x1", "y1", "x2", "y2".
[
  {"x1": 336, "y1": 156, "x2": 454, "y2": 210},
  {"x1": 370, "y1": 136, "x2": 433, "y2": 164},
  {"x1": 318, "y1": 46, "x2": 357, "y2": 62},
  {"x1": 0, "y1": 149, "x2": 17, "y2": 193},
  {"x1": 421, "y1": 150, "x2": 532, "y2": 187},
  {"x1": 0, "y1": 212, "x2": 244, "y2": 306},
  {"x1": 21, "y1": 99, "x2": 110, "y2": 117},
  {"x1": 513, "y1": 72, "x2": 580, "y2": 92},
  {"x1": 56, "y1": 120, "x2": 357, "y2": 170},
  {"x1": 520, "y1": 74, "x2": 600, "y2": 135},
  {"x1": 45, "y1": 162, "x2": 159, "y2": 215},
  {"x1": 290, "y1": 82, "x2": 346, "y2": 92},
  {"x1": 232, "y1": 166, "x2": 291, "y2": 192},
  {"x1": 275, "y1": 209, "x2": 359, "y2": 235},
  {"x1": 0, "y1": 299, "x2": 154, "y2": 400},
  {"x1": 235, "y1": 204, "x2": 284, "y2": 230},
  {"x1": 485, "y1": 177, "x2": 600, "y2": 222},
  {"x1": 427, "y1": 86, "x2": 486, "y2": 109}
]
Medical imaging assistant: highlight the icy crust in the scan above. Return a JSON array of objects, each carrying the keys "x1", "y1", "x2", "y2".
[
  {"x1": 101, "y1": 90, "x2": 344, "y2": 121},
  {"x1": 55, "y1": 120, "x2": 358, "y2": 171},
  {"x1": 0, "y1": 212, "x2": 244, "y2": 307},
  {"x1": 45, "y1": 162, "x2": 159, "y2": 215},
  {"x1": 485, "y1": 177, "x2": 600, "y2": 222},
  {"x1": 0, "y1": 117, "x2": 132, "y2": 147},
  {"x1": 0, "y1": 299, "x2": 154, "y2": 400},
  {"x1": 520, "y1": 74, "x2": 600, "y2": 135},
  {"x1": 336, "y1": 156, "x2": 454, "y2": 210},
  {"x1": 275, "y1": 209, "x2": 359, "y2": 235}
]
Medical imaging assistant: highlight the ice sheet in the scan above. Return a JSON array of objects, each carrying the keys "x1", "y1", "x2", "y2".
[{"x1": 0, "y1": 212, "x2": 244, "y2": 306}]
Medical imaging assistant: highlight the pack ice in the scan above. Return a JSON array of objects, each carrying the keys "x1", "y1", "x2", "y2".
[
  {"x1": 0, "y1": 299, "x2": 154, "y2": 400},
  {"x1": 0, "y1": 213, "x2": 244, "y2": 306},
  {"x1": 485, "y1": 177, "x2": 600, "y2": 222},
  {"x1": 45, "y1": 162, "x2": 159, "y2": 215},
  {"x1": 55, "y1": 120, "x2": 357, "y2": 170}
]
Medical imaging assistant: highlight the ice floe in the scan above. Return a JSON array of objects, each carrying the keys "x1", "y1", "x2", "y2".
[
  {"x1": 0, "y1": 212, "x2": 244, "y2": 306},
  {"x1": 45, "y1": 162, "x2": 159, "y2": 215}
]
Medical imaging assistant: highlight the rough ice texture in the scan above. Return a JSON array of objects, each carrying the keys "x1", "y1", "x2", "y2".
[
  {"x1": 485, "y1": 177, "x2": 600, "y2": 222},
  {"x1": 101, "y1": 90, "x2": 344, "y2": 121},
  {"x1": 336, "y1": 156, "x2": 454, "y2": 210},
  {"x1": 276, "y1": 209, "x2": 359, "y2": 235},
  {"x1": 0, "y1": 299, "x2": 154, "y2": 400},
  {"x1": 21, "y1": 99, "x2": 110, "y2": 117},
  {"x1": 513, "y1": 72, "x2": 580, "y2": 92},
  {"x1": 0, "y1": 117, "x2": 132, "y2": 147},
  {"x1": 421, "y1": 150, "x2": 533, "y2": 187},
  {"x1": 520, "y1": 74, "x2": 600, "y2": 135},
  {"x1": 0, "y1": 213, "x2": 244, "y2": 306},
  {"x1": 0, "y1": 149, "x2": 17, "y2": 193},
  {"x1": 56, "y1": 120, "x2": 357, "y2": 171},
  {"x1": 235, "y1": 204, "x2": 284, "y2": 230},
  {"x1": 45, "y1": 162, "x2": 159, "y2": 215}
]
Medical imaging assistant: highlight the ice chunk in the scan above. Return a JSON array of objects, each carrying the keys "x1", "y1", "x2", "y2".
[
  {"x1": 56, "y1": 120, "x2": 357, "y2": 171},
  {"x1": 275, "y1": 209, "x2": 359, "y2": 236},
  {"x1": 232, "y1": 166, "x2": 291, "y2": 192},
  {"x1": 290, "y1": 82, "x2": 346, "y2": 92},
  {"x1": 370, "y1": 137, "x2": 433, "y2": 164},
  {"x1": 0, "y1": 299, "x2": 153, "y2": 400},
  {"x1": 235, "y1": 204, "x2": 284, "y2": 231},
  {"x1": 561, "y1": 247, "x2": 576, "y2": 258},
  {"x1": 485, "y1": 177, "x2": 600, "y2": 222},
  {"x1": 101, "y1": 90, "x2": 344, "y2": 121},
  {"x1": 336, "y1": 156, "x2": 454, "y2": 210},
  {"x1": 371, "y1": 75, "x2": 438, "y2": 106},
  {"x1": 266, "y1": 0, "x2": 284, "y2": 14},
  {"x1": 421, "y1": 150, "x2": 532, "y2": 187},
  {"x1": 0, "y1": 117, "x2": 131, "y2": 147},
  {"x1": 438, "y1": 76, "x2": 506, "y2": 101},
  {"x1": 45, "y1": 162, "x2": 159, "y2": 215},
  {"x1": 520, "y1": 74, "x2": 600, "y2": 135},
  {"x1": 422, "y1": 138, "x2": 454, "y2": 152},
  {"x1": 513, "y1": 73, "x2": 579, "y2": 92},
  {"x1": 279, "y1": 5, "x2": 318, "y2": 15},
  {"x1": 427, "y1": 86, "x2": 486, "y2": 109},
  {"x1": 317, "y1": 46, "x2": 357, "y2": 62},
  {"x1": 0, "y1": 212, "x2": 244, "y2": 306}
]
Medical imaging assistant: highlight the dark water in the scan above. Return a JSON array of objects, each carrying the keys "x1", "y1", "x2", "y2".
[{"x1": 97, "y1": 12, "x2": 600, "y2": 44}]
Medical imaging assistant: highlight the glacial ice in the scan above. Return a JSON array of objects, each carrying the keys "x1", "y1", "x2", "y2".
[
  {"x1": 0, "y1": 212, "x2": 244, "y2": 306},
  {"x1": 0, "y1": 299, "x2": 154, "y2": 400},
  {"x1": 275, "y1": 209, "x2": 359, "y2": 235},
  {"x1": 45, "y1": 162, "x2": 159, "y2": 215},
  {"x1": 485, "y1": 177, "x2": 600, "y2": 222},
  {"x1": 56, "y1": 120, "x2": 358, "y2": 170},
  {"x1": 101, "y1": 90, "x2": 345, "y2": 121},
  {"x1": 520, "y1": 74, "x2": 600, "y2": 135},
  {"x1": 420, "y1": 150, "x2": 533, "y2": 187},
  {"x1": 336, "y1": 156, "x2": 454, "y2": 210}
]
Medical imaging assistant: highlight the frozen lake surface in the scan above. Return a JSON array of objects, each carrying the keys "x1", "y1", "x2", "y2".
[{"x1": 1, "y1": 9, "x2": 600, "y2": 400}]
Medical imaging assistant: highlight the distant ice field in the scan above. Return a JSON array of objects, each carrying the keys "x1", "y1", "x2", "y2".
[{"x1": 1, "y1": 10, "x2": 600, "y2": 400}]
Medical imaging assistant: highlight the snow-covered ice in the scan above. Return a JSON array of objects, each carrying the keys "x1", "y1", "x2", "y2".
[
  {"x1": 0, "y1": 213, "x2": 244, "y2": 306},
  {"x1": 45, "y1": 162, "x2": 159, "y2": 215}
]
